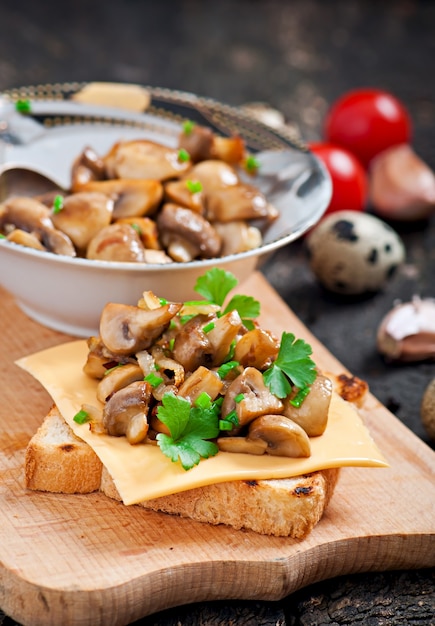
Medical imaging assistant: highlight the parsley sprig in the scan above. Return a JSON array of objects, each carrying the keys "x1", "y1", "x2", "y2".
[
  {"x1": 193, "y1": 268, "x2": 260, "y2": 329},
  {"x1": 156, "y1": 392, "x2": 220, "y2": 470},
  {"x1": 263, "y1": 332, "x2": 317, "y2": 399}
]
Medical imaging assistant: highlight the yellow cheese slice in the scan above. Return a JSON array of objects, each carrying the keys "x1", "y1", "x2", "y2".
[{"x1": 17, "y1": 340, "x2": 388, "y2": 505}]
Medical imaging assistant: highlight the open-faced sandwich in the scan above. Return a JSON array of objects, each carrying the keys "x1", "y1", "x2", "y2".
[{"x1": 20, "y1": 269, "x2": 387, "y2": 539}]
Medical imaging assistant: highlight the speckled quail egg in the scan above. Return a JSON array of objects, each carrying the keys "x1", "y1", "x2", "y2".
[{"x1": 306, "y1": 210, "x2": 405, "y2": 295}]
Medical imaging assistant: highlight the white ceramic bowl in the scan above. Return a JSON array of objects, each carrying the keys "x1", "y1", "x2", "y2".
[{"x1": 0, "y1": 83, "x2": 331, "y2": 336}]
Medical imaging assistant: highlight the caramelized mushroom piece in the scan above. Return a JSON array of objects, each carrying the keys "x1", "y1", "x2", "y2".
[
  {"x1": 6, "y1": 228, "x2": 45, "y2": 250},
  {"x1": 221, "y1": 367, "x2": 283, "y2": 433},
  {"x1": 103, "y1": 380, "x2": 151, "y2": 444},
  {"x1": 214, "y1": 221, "x2": 262, "y2": 256},
  {"x1": 217, "y1": 436, "x2": 267, "y2": 455},
  {"x1": 211, "y1": 135, "x2": 246, "y2": 164},
  {"x1": 172, "y1": 314, "x2": 214, "y2": 371},
  {"x1": 104, "y1": 139, "x2": 192, "y2": 181},
  {"x1": 0, "y1": 196, "x2": 76, "y2": 256},
  {"x1": 99, "y1": 301, "x2": 182, "y2": 355},
  {"x1": 71, "y1": 145, "x2": 106, "y2": 191},
  {"x1": 51, "y1": 192, "x2": 113, "y2": 252},
  {"x1": 96, "y1": 363, "x2": 145, "y2": 403},
  {"x1": 205, "y1": 183, "x2": 270, "y2": 222},
  {"x1": 178, "y1": 125, "x2": 215, "y2": 162},
  {"x1": 248, "y1": 414, "x2": 311, "y2": 457},
  {"x1": 164, "y1": 179, "x2": 205, "y2": 214},
  {"x1": 115, "y1": 216, "x2": 161, "y2": 249},
  {"x1": 186, "y1": 160, "x2": 239, "y2": 192},
  {"x1": 282, "y1": 374, "x2": 332, "y2": 437},
  {"x1": 178, "y1": 366, "x2": 223, "y2": 403},
  {"x1": 233, "y1": 328, "x2": 280, "y2": 369},
  {"x1": 157, "y1": 203, "x2": 222, "y2": 261},
  {"x1": 81, "y1": 179, "x2": 163, "y2": 219},
  {"x1": 86, "y1": 223, "x2": 146, "y2": 262},
  {"x1": 206, "y1": 309, "x2": 243, "y2": 366}
]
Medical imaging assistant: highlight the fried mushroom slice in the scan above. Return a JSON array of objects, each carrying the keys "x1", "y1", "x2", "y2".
[
  {"x1": 205, "y1": 183, "x2": 270, "y2": 223},
  {"x1": 96, "y1": 363, "x2": 145, "y2": 403},
  {"x1": 178, "y1": 366, "x2": 223, "y2": 404},
  {"x1": 157, "y1": 203, "x2": 222, "y2": 261},
  {"x1": 248, "y1": 414, "x2": 311, "y2": 457},
  {"x1": 221, "y1": 367, "x2": 283, "y2": 433},
  {"x1": 104, "y1": 139, "x2": 191, "y2": 181},
  {"x1": 164, "y1": 179, "x2": 205, "y2": 214},
  {"x1": 71, "y1": 145, "x2": 106, "y2": 191},
  {"x1": 282, "y1": 374, "x2": 332, "y2": 437},
  {"x1": 6, "y1": 228, "x2": 45, "y2": 250},
  {"x1": 50, "y1": 192, "x2": 113, "y2": 252},
  {"x1": 99, "y1": 301, "x2": 182, "y2": 355},
  {"x1": 103, "y1": 380, "x2": 151, "y2": 444},
  {"x1": 233, "y1": 328, "x2": 280, "y2": 370},
  {"x1": 81, "y1": 179, "x2": 163, "y2": 219},
  {"x1": 0, "y1": 196, "x2": 76, "y2": 256},
  {"x1": 214, "y1": 221, "x2": 262, "y2": 256},
  {"x1": 86, "y1": 223, "x2": 146, "y2": 262},
  {"x1": 185, "y1": 160, "x2": 239, "y2": 192}
]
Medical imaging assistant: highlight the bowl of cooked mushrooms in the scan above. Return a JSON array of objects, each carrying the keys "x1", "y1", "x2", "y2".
[{"x1": 0, "y1": 83, "x2": 331, "y2": 336}]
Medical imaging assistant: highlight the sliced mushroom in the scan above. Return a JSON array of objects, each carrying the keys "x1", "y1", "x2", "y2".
[
  {"x1": 115, "y1": 216, "x2": 161, "y2": 249},
  {"x1": 205, "y1": 183, "x2": 270, "y2": 223},
  {"x1": 214, "y1": 221, "x2": 262, "y2": 256},
  {"x1": 83, "y1": 335, "x2": 133, "y2": 379},
  {"x1": 103, "y1": 380, "x2": 151, "y2": 444},
  {"x1": 211, "y1": 135, "x2": 246, "y2": 164},
  {"x1": 178, "y1": 124, "x2": 215, "y2": 162},
  {"x1": 178, "y1": 366, "x2": 224, "y2": 403},
  {"x1": 217, "y1": 436, "x2": 267, "y2": 455},
  {"x1": 6, "y1": 228, "x2": 45, "y2": 250},
  {"x1": 51, "y1": 192, "x2": 113, "y2": 252},
  {"x1": 99, "y1": 300, "x2": 182, "y2": 355},
  {"x1": 282, "y1": 374, "x2": 332, "y2": 437},
  {"x1": 96, "y1": 363, "x2": 145, "y2": 403},
  {"x1": 233, "y1": 328, "x2": 280, "y2": 369},
  {"x1": 186, "y1": 160, "x2": 239, "y2": 192},
  {"x1": 248, "y1": 414, "x2": 311, "y2": 457},
  {"x1": 157, "y1": 203, "x2": 222, "y2": 261},
  {"x1": 164, "y1": 179, "x2": 205, "y2": 214},
  {"x1": 206, "y1": 309, "x2": 243, "y2": 366},
  {"x1": 103, "y1": 139, "x2": 191, "y2": 181},
  {"x1": 86, "y1": 223, "x2": 146, "y2": 262},
  {"x1": 221, "y1": 367, "x2": 283, "y2": 433},
  {"x1": 171, "y1": 314, "x2": 214, "y2": 371},
  {"x1": 71, "y1": 145, "x2": 106, "y2": 191},
  {"x1": 151, "y1": 345, "x2": 185, "y2": 387},
  {"x1": 81, "y1": 179, "x2": 163, "y2": 219},
  {"x1": 0, "y1": 196, "x2": 76, "y2": 256}
]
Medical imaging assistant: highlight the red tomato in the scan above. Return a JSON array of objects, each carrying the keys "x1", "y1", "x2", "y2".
[
  {"x1": 324, "y1": 89, "x2": 412, "y2": 168},
  {"x1": 309, "y1": 142, "x2": 368, "y2": 215}
]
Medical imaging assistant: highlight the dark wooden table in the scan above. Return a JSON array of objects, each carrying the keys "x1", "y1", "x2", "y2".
[{"x1": 0, "y1": 1, "x2": 434, "y2": 624}]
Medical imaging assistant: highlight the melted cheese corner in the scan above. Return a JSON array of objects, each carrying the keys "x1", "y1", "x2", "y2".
[{"x1": 17, "y1": 341, "x2": 388, "y2": 505}]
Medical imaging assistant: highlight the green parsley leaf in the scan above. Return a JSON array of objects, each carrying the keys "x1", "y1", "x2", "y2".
[
  {"x1": 156, "y1": 392, "x2": 220, "y2": 470},
  {"x1": 263, "y1": 332, "x2": 317, "y2": 399},
  {"x1": 223, "y1": 294, "x2": 260, "y2": 320},
  {"x1": 194, "y1": 268, "x2": 238, "y2": 306}
]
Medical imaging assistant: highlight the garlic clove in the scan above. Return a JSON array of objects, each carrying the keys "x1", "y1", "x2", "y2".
[
  {"x1": 369, "y1": 144, "x2": 435, "y2": 221},
  {"x1": 377, "y1": 296, "x2": 435, "y2": 362}
]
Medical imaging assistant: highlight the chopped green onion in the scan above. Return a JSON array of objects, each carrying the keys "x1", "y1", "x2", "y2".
[
  {"x1": 219, "y1": 419, "x2": 234, "y2": 431},
  {"x1": 223, "y1": 410, "x2": 239, "y2": 426},
  {"x1": 202, "y1": 321, "x2": 215, "y2": 334},
  {"x1": 144, "y1": 372, "x2": 164, "y2": 388},
  {"x1": 15, "y1": 98, "x2": 31, "y2": 113},
  {"x1": 245, "y1": 154, "x2": 260, "y2": 174},
  {"x1": 289, "y1": 386, "x2": 311, "y2": 408},
  {"x1": 194, "y1": 392, "x2": 212, "y2": 410},
  {"x1": 169, "y1": 319, "x2": 178, "y2": 330},
  {"x1": 234, "y1": 393, "x2": 244, "y2": 404},
  {"x1": 73, "y1": 409, "x2": 90, "y2": 424},
  {"x1": 217, "y1": 360, "x2": 239, "y2": 379},
  {"x1": 159, "y1": 297, "x2": 168, "y2": 305},
  {"x1": 185, "y1": 179, "x2": 203, "y2": 194},
  {"x1": 130, "y1": 222, "x2": 142, "y2": 234},
  {"x1": 52, "y1": 195, "x2": 64, "y2": 214},
  {"x1": 182, "y1": 120, "x2": 195, "y2": 135},
  {"x1": 180, "y1": 314, "x2": 196, "y2": 325},
  {"x1": 103, "y1": 363, "x2": 123, "y2": 376},
  {"x1": 168, "y1": 337, "x2": 175, "y2": 351},
  {"x1": 0, "y1": 234, "x2": 6, "y2": 239},
  {"x1": 178, "y1": 148, "x2": 190, "y2": 163}
]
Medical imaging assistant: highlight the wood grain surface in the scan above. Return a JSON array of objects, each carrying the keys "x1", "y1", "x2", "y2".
[{"x1": 0, "y1": 272, "x2": 434, "y2": 626}]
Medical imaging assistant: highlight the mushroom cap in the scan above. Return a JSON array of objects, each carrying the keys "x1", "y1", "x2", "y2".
[
  {"x1": 248, "y1": 414, "x2": 311, "y2": 457},
  {"x1": 81, "y1": 178, "x2": 163, "y2": 219},
  {"x1": 103, "y1": 380, "x2": 151, "y2": 443},
  {"x1": 86, "y1": 222, "x2": 146, "y2": 262},
  {"x1": 283, "y1": 374, "x2": 332, "y2": 437}
]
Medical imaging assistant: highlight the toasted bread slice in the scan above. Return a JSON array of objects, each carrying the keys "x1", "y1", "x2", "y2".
[{"x1": 25, "y1": 406, "x2": 339, "y2": 538}]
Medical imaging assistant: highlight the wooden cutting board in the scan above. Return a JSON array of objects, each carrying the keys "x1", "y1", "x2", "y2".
[{"x1": 0, "y1": 272, "x2": 434, "y2": 626}]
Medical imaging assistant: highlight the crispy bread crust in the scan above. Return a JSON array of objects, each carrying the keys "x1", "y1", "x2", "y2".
[{"x1": 25, "y1": 406, "x2": 339, "y2": 538}]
